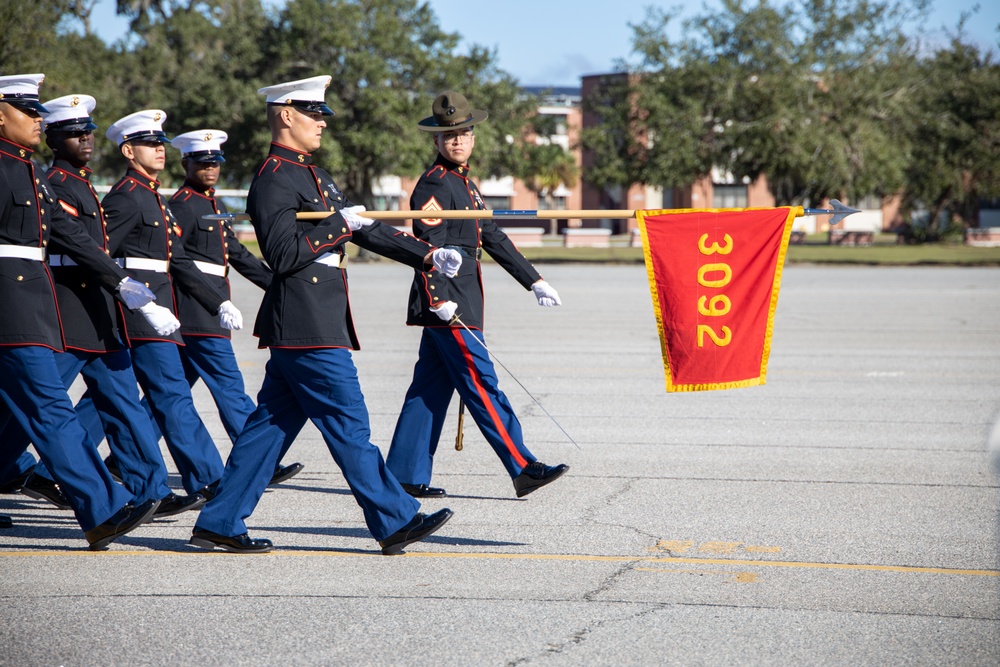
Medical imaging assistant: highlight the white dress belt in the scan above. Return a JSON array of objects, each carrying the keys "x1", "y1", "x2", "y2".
[
  {"x1": 48, "y1": 254, "x2": 78, "y2": 267},
  {"x1": 314, "y1": 252, "x2": 348, "y2": 269},
  {"x1": 116, "y1": 257, "x2": 169, "y2": 272},
  {"x1": 0, "y1": 246, "x2": 46, "y2": 261},
  {"x1": 193, "y1": 260, "x2": 227, "y2": 277}
]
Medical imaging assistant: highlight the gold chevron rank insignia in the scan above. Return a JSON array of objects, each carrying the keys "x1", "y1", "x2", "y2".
[{"x1": 420, "y1": 196, "x2": 443, "y2": 225}]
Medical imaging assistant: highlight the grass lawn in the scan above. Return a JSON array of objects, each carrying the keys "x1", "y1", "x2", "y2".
[
  {"x1": 513, "y1": 240, "x2": 1000, "y2": 266},
  {"x1": 240, "y1": 237, "x2": 1000, "y2": 266},
  {"x1": 784, "y1": 244, "x2": 1000, "y2": 265}
]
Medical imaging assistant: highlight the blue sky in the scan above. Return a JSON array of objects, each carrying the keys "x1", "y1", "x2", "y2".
[{"x1": 89, "y1": 0, "x2": 999, "y2": 86}]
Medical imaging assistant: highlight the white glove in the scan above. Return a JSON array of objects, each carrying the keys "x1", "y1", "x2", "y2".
[
  {"x1": 138, "y1": 302, "x2": 180, "y2": 336},
  {"x1": 532, "y1": 280, "x2": 561, "y2": 307},
  {"x1": 431, "y1": 248, "x2": 462, "y2": 277},
  {"x1": 217, "y1": 300, "x2": 243, "y2": 331},
  {"x1": 430, "y1": 300, "x2": 458, "y2": 322},
  {"x1": 341, "y1": 205, "x2": 372, "y2": 232},
  {"x1": 117, "y1": 277, "x2": 156, "y2": 310}
]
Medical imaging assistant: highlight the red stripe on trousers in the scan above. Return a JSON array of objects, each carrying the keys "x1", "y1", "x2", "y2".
[{"x1": 451, "y1": 328, "x2": 528, "y2": 468}]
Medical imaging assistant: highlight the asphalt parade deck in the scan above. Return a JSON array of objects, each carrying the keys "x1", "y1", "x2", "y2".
[{"x1": 2, "y1": 263, "x2": 998, "y2": 665}]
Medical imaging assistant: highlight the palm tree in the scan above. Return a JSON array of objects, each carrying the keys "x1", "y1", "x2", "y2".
[{"x1": 524, "y1": 142, "x2": 579, "y2": 236}]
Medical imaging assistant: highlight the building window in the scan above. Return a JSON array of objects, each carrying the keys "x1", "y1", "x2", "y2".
[
  {"x1": 372, "y1": 195, "x2": 400, "y2": 211},
  {"x1": 537, "y1": 196, "x2": 567, "y2": 211},
  {"x1": 713, "y1": 184, "x2": 747, "y2": 208},
  {"x1": 661, "y1": 188, "x2": 674, "y2": 209},
  {"x1": 855, "y1": 194, "x2": 881, "y2": 210},
  {"x1": 483, "y1": 196, "x2": 510, "y2": 210}
]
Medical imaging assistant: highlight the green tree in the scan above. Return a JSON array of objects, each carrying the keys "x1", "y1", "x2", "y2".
[
  {"x1": 586, "y1": 0, "x2": 928, "y2": 207},
  {"x1": 33, "y1": 31, "x2": 132, "y2": 176},
  {"x1": 262, "y1": 0, "x2": 534, "y2": 207},
  {"x1": 0, "y1": 1, "x2": 68, "y2": 70},
  {"x1": 520, "y1": 113, "x2": 579, "y2": 234},
  {"x1": 11, "y1": 0, "x2": 542, "y2": 211},
  {"x1": 110, "y1": 0, "x2": 271, "y2": 186},
  {"x1": 525, "y1": 143, "x2": 579, "y2": 234},
  {"x1": 901, "y1": 33, "x2": 1000, "y2": 236},
  {"x1": 115, "y1": 0, "x2": 168, "y2": 30},
  {"x1": 579, "y1": 73, "x2": 649, "y2": 208},
  {"x1": 0, "y1": 2, "x2": 129, "y2": 175},
  {"x1": 67, "y1": 0, "x2": 101, "y2": 35}
]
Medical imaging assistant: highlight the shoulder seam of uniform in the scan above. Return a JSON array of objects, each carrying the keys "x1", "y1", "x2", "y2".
[{"x1": 0, "y1": 148, "x2": 30, "y2": 163}]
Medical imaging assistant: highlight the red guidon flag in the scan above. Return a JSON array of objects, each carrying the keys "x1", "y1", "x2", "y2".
[{"x1": 636, "y1": 207, "x2": 801, "y2": 392}]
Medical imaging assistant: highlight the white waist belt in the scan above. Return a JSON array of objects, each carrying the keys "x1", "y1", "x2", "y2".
[
  {"x1": 117, "y1": 257, "x2": 169, "y2": 272},
  {"x1": 314, "y1": 252, "x2": 348, "y2": 269},
  {"x1": 193, "y1": 260, "x2": 227, "y2": 277},
  {"x1": 0, "y1": 246, "x2": 45, "y2": 261},
  {"x1": 48, "y1": 254, "x2": 78, "y2": 267}
]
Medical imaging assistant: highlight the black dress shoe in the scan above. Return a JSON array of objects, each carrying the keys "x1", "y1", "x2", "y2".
[
  {"x1": 513, "y1": 462, "x2": 569, "y2": 498},
  {"x1": 0, "y1": 515, "x2": 12, "y2": 528},
  {"x1": 401, "y1": 483, "x2": 447, "y2": 498},
  {"x1": 269, "y1": 462, "x2": 304, "y2": 486},
  {"x1": 195, "y1": 481, "x2": 220, "y2": 502},
  {"x1": 21, "y1": 473, "x2": 71, "y2": 509},
  {"x1": 379, "y1": 508, "x2": 453, "y2": 555},
  {"x1": 154, "y1": 492, "x2": 206, "y2": 518},
  {"x1": 189, "y1": 529, "x2": 273, "y2": 553},
  {"x1": 85, "y1": 498, "x2": 160, "y2": 551},
  {"x1": 103, "y1": 454, "x2": 123, "y2": 483},
  {"x1": 0, "y1": 468, "x2": 35, "y2": 494}
]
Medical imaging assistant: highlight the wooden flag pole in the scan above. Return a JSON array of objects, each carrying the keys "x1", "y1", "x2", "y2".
[
  {"x1": 210, "y1": 201, "x2": 858, "y2": 224},
  {"x1": 315, "y1": 209, "x2": 638, "y2": 221},
  {"x1": 210, "y1": 210, "x2": 634, "y2": 221}
]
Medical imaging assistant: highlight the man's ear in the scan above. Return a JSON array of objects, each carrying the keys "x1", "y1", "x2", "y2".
[{"x1": 120, "y1": 142, "x2": 134, "y2": 160}]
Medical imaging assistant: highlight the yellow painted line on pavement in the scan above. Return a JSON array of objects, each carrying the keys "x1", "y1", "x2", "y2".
[
  {"x1": 0, "y1": 549, "x2": 997, "y2": 578},
  {"x1": 637, "y1": 567, "x2": 761, "y2": 583}
]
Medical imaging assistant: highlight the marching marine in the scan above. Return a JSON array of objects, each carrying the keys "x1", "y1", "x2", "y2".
[
  {"x1": 0, "y1": 73, "x2": 159, "y2": 547},
  {"x1": 191, "y1": 75, "x2": 462, "y2": 554},
  {"x1": 0, "y1": 94, "x2": 202, "y2": 518},
  {"x1": 385, "y1": 91, "x2": 569, "y2": 499},
  {"x1": 97, "y1": 108, "x2": 238, "y2": 502},
  {"x1": 166, "y1": 128, "x2": 303, "y2": 485}
]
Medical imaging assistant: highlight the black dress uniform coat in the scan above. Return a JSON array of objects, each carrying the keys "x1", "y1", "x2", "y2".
[
  {"x1": 45, "y1": 159, "x2": 121, "y2": 353},
  {"x1": 102, "y1": 169, "x2": 227, "y2": 345},
  {"x1": 248, "y1": 143, "x2": 434, "y2": 349},
  {"x1": 0, "y1": 138, "x2": 128, "y2": 350},
  {"x1": 406, "y1": 155, "x2": 541, "y2": 330},
  {"x1": 169, "y1": 183, "x2": 272, "y2": 338}
]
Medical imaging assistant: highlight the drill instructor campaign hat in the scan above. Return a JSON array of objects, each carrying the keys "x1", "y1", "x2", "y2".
[{"x1": 417, "y1": 91, "x2": 488, "y2": 132}]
